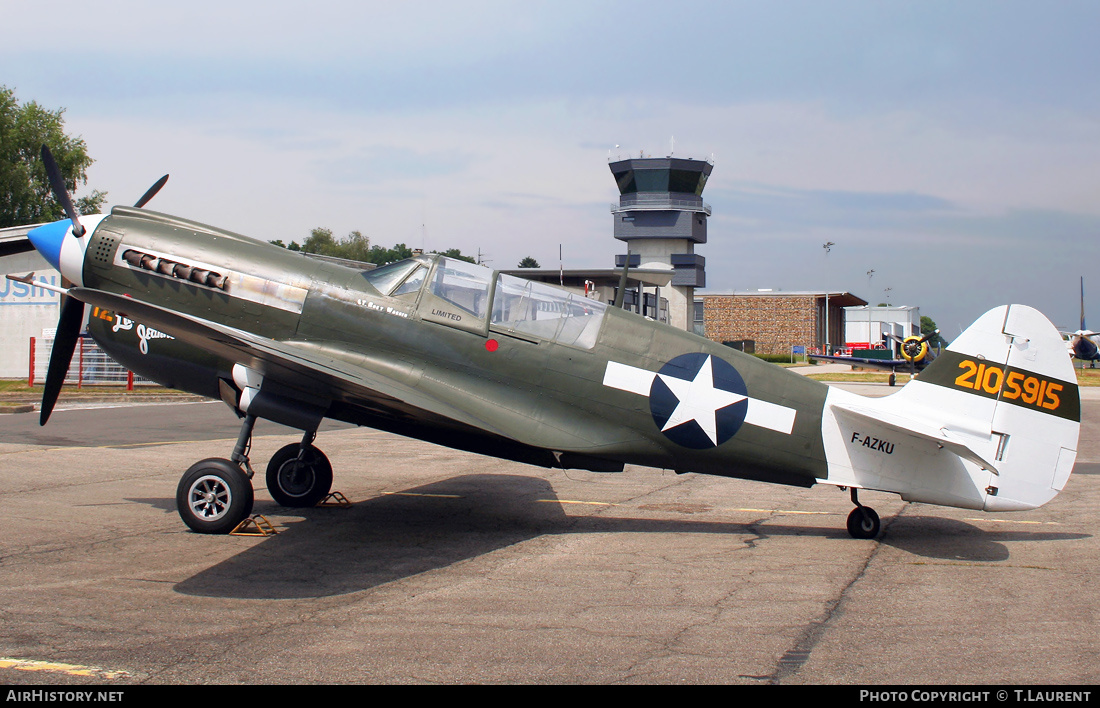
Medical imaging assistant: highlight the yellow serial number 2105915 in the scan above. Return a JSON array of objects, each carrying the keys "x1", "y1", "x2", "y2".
[{"x1": 953, "y1": 360, "x2": 1062, "y2": 410}]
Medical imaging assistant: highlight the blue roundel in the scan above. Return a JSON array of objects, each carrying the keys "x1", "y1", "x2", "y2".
[{"x1": 649, "y1": 353, "x2": 749, "y2": 449}]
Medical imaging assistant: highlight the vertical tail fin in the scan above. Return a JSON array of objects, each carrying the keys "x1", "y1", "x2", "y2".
[{"x1": 822, "y1": 305, "x2": 1079, "y2": 511}]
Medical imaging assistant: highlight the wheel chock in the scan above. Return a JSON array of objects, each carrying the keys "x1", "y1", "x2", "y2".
[
  {"x1": 318, "y1": 491, "x2": 351, "y2": 508},
  {"x1": 230, "y1": 515, "x2": 278, "y2": 536}
]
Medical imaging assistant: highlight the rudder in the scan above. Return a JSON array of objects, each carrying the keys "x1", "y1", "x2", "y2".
[{"x1": 893, "y1": 305, "x2": 1080, "y2": 510}]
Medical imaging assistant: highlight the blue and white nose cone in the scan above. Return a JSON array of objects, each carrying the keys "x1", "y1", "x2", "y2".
[
  {"x1": 26, "y1": 215, "x2": 107, "y2": 287},
  {"x1": 27, "y1": 220, "x2": 69, "y2": 271}
]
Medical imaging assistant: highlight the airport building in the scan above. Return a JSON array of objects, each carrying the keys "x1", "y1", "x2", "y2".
[
  {"x1": 842, "y1": 305, "x2": 921, "y2": 354},
  {"x1": 0, "y1": 225, "x2": 61, "y2": 378},
  {"x1": 610, "y1": 156, "x2": 711, "y2": 331},
  {"x1": 699, "y1": 290, "x2": 867, "y2": 356},
  {"x1": 500, "y1": 155, "x2": 715, "y2": 328}
]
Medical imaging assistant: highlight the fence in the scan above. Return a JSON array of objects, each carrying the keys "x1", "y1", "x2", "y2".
[{"x1": 28, "y1": 336, "x2": 155, "y2": 388}]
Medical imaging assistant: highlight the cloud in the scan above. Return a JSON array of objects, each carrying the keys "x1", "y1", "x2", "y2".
[{"x1": 7, "y1": 1, "x2": 1100, "y2": 334}]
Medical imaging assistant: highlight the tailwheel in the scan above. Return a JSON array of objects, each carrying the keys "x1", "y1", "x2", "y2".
[
  {"x1": 846, "y1": 506, "x2": 880, "y2": 539},
  {"x1": 846, "y1": 487, "x2": 881, "y2": 539},
  {"x1": 177, "y1": 458, "x2": 255, "y2": 534},
  {"x1": 266, "y1": 443, "x2": 333, "y2": 508}
]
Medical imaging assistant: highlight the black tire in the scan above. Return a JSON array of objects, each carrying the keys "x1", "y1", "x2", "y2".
[
  {"x1": 177, "y1": 458, "x2": 254, "y2": 534},
  {"x1": 846, "y1": 506, "x2": 881, "y2": 539},
  {"x1": 265, "y1": 443, "x2": 333, "y2": 508},
  {"x1": 888, "y1": 373, "x2": 896, "y2": 387}
]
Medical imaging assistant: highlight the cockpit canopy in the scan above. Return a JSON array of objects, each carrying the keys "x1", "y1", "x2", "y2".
[{"x1": 361, "y1": 255, "x2": 608, "y2": 349}]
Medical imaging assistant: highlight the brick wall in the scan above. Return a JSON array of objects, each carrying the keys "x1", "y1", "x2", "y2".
[{"x1": 703, "y1": 295, "x2": 819, "y2": 355}]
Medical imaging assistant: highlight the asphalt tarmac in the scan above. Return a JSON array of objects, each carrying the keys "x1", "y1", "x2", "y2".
[{"x1": 0, "y1": 391, "x2": 1096, "y2": 685}]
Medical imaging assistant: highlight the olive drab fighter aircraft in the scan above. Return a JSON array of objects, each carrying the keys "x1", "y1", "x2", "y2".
[{"x1": 15, "y1": 146, "x2": 1081, "y2": 539}]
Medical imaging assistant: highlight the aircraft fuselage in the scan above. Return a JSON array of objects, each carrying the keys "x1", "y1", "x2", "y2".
[{"x1": 81, "y1": 206, "x2": 831, "y2": 487}]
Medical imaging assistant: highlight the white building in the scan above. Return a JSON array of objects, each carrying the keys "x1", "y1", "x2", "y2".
[
  {"x1": 0, "y1": 225, "x2": 62, "y2": 379},
  {"x1": 843, "y1": 305, "x2": 920, "y2": 354}
]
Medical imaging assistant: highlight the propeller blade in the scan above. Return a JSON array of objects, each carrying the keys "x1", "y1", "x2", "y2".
[
  {"x1": 40, "y1": 145, "x2": 85, "y2": 237},
  {"x1": 40, "y1": 294, "x2": 85, "y2": 425},
  {"x1": 134, "y1": 174, "x2": 169, "y2": 208}
]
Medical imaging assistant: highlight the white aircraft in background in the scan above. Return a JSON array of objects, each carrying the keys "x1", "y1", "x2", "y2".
[{"x1": 1066, "y1": 277, "x2": 1100, "y2": 367}]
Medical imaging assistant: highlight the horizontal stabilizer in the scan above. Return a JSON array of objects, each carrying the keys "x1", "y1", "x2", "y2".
[{"x1": 830, "y1": 401, "x2": 999, "y2": 473}]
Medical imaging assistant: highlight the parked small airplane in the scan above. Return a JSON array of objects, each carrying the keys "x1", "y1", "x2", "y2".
[
  {"x1": 810, "y1": 331, "x2": 940, "y2": 386},
  {"x1": 14, "y1": 146, "x2": 1081, "y2": 539},
  {"x1": 1065, "y1": 277, "x2": 1100, "y2": 366}
]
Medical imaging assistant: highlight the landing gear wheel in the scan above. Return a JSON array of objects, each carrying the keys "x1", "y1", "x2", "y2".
[
  {"x1": 177, "y1": 458, "x2": 254, "y2": 534},
  {"x1": 266, "y1": 443, "x2": 333, "y2": 508},
  {"x1": 888, "y1": 373, "x2": 896, "y2": 387},
  {"x1": 847, "y1": 506, "x2": 881, "y2": 539}
]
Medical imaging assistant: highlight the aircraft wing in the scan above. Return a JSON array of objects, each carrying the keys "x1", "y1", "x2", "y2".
[
  {"x1": 808, "y1": 354, "x2": 912, "y2": 371},
  {"x1": 71, "y1": 287, "x2": 512, "y2": 435},
  {"x1": 70, "y1": 287, "x2": 641, "y2": 457}
]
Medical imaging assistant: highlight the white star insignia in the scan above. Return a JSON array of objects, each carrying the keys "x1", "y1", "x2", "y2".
[
  {"x1": 657, "y1": 355, "x2": 747, "y2": 445},
  {"x1": 602, "y1": 359, "x2": 797, "y2": 437}
]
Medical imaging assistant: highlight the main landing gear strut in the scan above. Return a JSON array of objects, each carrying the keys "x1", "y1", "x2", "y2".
[
  {"x1": 175, "y1": 414, "x2": 333, "y2": 534},
  {"x1": 846, "y1": 488, "x2": 881, "y2": 539}
]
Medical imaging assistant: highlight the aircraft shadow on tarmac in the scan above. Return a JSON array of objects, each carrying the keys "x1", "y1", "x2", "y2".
[
  {"x1": 171, "y1": 473, "x2": 780, "y2": 600},
  {"x1": 878, "y1": 515, "x2": 1089, "y2": 563},
  {"x1": 157, "y1": 473, "x2": 1091, "y2": 600}
]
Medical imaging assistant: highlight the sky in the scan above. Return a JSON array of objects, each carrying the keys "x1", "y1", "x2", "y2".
[{"x1": 5, "y1": 0, "x2": 1100, "y2": 339}]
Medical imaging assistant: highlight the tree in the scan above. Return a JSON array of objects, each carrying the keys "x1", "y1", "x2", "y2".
[
  {"x1": 0, "y1": 85, "x2": 106, "y2": 228},
  {"x1": 920, "y1": 315, "x2": 947, "y2": 348},
  {"x1": 339, "y1": 230, "x2": 371, "y2": 263},
  {"x1": 369, "y1": 243, "x2": 413, "y2": 264},
  {"x1": 296, "y1": 228, "x2": 373, "y2": 262},
  {"x1": 271, "y1": 228, "x2": 476, "y2": 266},
  {"x1": 300, "y1": 227, "x2": 339, "y2": 256},
  {"x1": 432, "y1": 248, "x2": 476, "y2": 264},
  {"x1": 517, "y1": 256, "x2": 540, "y2": 268}
]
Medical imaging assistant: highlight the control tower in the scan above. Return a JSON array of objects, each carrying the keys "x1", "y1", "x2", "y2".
[{"x1": 610, "y1": 156, "x2": 712, "y2": 330}]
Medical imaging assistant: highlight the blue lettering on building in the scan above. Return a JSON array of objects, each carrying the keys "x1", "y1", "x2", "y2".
[{"x1": 0, "y1": 274, "x2": 60, "y2": 305}]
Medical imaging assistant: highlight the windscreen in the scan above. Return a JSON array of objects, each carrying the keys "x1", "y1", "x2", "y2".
[{"x1": 362, "y1": 259, "x2": 422, "y2": 295}]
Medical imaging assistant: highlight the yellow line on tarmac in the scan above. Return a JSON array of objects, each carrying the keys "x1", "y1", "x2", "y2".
[
  {"x1": 539, "y1": 499, "x2": 616, "y2": 506},
  {"x1": 732, "y1": 507, "x2": 833, "y2": 515},
  {"x1": 0, "y1": 657, "x2": 133, "y2": 679},
  {"x1": 538, "y1": 501, "x2": 831, "y2": 513},
  {"x1": 964, "y1": 518, "x2": 1059, "y2": 526}
]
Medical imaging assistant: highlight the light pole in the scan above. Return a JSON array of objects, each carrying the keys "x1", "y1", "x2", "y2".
[{"x1": 822, "y1": 242, "x2": 836, "y2": 353}]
